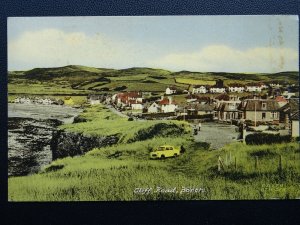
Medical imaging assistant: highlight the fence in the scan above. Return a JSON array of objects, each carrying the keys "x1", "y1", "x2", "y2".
[{"x1": 217, "y1": 152, "x2": 297, "y2": 174}]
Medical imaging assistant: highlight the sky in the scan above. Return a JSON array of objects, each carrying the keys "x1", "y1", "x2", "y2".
[{"x1": 8, "y1": 15, "x2": 299, "y2": 73}]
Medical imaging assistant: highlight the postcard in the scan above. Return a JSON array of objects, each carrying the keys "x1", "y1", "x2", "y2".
[{"x1": 7, "y1": 15, "x2": 299, "y2": 201}]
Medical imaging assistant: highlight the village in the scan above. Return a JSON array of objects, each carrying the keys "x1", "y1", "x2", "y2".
[
  {"x1": 12, "y1": 79, "x2": 299, "y2": 140},
  {"x1": 87, "y1": 79, "x2": 299, "y2": 140}
]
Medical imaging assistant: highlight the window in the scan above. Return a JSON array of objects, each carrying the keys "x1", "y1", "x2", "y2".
[
  {"x1": 262, "y1": 102, "x2": 267, "y2": 109},
  {"x1": 262, "y1": 112, "x2": 266, "y2": 119},
  {"x1": 271, "y1": 112, "x2": 278, "y2": 119}
]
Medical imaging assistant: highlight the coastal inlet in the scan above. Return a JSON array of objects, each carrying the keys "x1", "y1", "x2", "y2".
[{"x1": 8, "y1": 104, "x2": 82, "y2": 176}]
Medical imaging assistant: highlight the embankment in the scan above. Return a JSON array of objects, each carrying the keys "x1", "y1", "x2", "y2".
[{"x1": 51, "y1": 130, "x2": 119, "y2": 159}]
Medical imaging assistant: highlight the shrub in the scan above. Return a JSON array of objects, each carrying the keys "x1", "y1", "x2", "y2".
[{"x1": 245, "y1": 133, "x2": 291, "y2": 145}]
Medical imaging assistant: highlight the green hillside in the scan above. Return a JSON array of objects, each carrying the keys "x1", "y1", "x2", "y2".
[
  {"x1": 8, "y1": 65, "x2": 299, "y2": 95},
  {"x1": 8, "y1": 104, "x2": 300, "y2": 201}
]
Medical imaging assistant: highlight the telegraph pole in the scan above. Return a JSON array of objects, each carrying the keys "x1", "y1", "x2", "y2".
[{"x1": 254, "y1": 100, "x2": 257, "y2": 127}]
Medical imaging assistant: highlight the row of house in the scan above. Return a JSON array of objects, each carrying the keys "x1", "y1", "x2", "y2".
[
  {"x1": 14, "y1": 96, "x2": 64, "y2": 105},
  {"x1": 191, "y1": 80, "x2": 290, "y2": 94},
  {"x1": 88, "y1": 91, "x2": 299, "y2": 137},
  {"x1": 109, "y1": 92, "x2": 179, "y2": 113},
  {"x1": 104, "y1": 91, "x2": 297, "y2": 123}
]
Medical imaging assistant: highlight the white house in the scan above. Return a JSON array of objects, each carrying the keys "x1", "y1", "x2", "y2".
[
  {"x1": 115, "y1": 92, "x2": 142, "y2": 107},
  {"x1": 90, "y1": 99, "x2": 101, "y2": 105},
  {"x1": 131, "y1": 103, "x2": 144, "y2": 110},
  {"x1": 228, "y1": 84, "x2": 245, "y2": 93},
  {"x1": 159, "y1": 97, "x2": 178, "y2": 113},
  {"x1": 42, "y1": 98, "x2": 53, "y2": 105},
  {"x1": 147, "y1": 102, "x2": 160, "y2": 113},
  {"x1": 14, "y1": 97, "x2": 20, "y2": 103},
  {"x1": 20, "y1": 97, "x2": 31, "y2": 104},
  {"x1": 210, "y1": 87, "x2": 226, "y2": 93},
  {"x1": 259, "y1": 83, "x2": 268, "y2": 89},
  {"x1": 245, "y1": 83, "x2": 262, "y2": 92},
  {"x1": 269, "y1": 83, "x2": 282, "y2": 88},
  {"x1": 165, "y1": 87, "x2": 177, "y2": 95},
  {"x1": 192, "y1": 85, "x2": 208, "y2": 94}
]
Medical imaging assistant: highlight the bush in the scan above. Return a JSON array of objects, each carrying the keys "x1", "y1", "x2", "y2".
[{"x1": 245, "y1": 133, "x2": 291, "y2": 145}]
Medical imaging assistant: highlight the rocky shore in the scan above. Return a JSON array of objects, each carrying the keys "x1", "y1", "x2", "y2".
[
  {"x1": 8, "y1": 117, "x2": 62, "y2": 176},
  {"x1": 8, "y1": 103, "x2": 121, "y2": 176}
]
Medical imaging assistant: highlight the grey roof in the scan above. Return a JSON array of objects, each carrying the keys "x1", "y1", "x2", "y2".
[
  {"x1": 215, "y1": 102, "x2": 239, "y2": 112},
  {"x1": 291, "y1": 111, "x2": 299, "y2": 120},
  {"x1": 239, "y1": 99, "x2": 281, "y2": 111},
  {"x1": 186, "y1": 103, "x2": 214, "y2": 111},
  {"x1": 289, "y1": 98, "x2": 299, "y2": 113}
]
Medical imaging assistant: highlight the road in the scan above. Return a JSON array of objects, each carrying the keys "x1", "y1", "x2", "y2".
[
  {"x1": 105, "y1": 104, "x2": 129, "y2": 118},
  {"x1": 193, "y1": 122, "x2": 240, "y2": 149}
]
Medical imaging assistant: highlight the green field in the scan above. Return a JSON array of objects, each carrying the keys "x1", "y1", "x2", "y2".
[
  {"x1": 8, "y1": 104, "x2": 300, "y2": 201},
  {"x1": 8, "y1": 65, "x2": 299, "y2": 96},
  {"x1": 8, "y1": 140, "x2": 300, "y2": 201},
  {"x1": 7, "y1": 65, "x2": 300, "y2": 201},
  {"x1": 60, "y1": 105, "x2": 190, "y2": 142}
]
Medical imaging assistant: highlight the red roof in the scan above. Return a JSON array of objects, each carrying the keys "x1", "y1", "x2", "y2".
[
  {"x1": 159, "y1": 98, "x2": 170, "y2": 105},
  {"x1": 117, "y1": 92, "x2": 141, "y2": 98},
  {"x1": 275, "y1": 96, "x2": 288, "y2": 102},
  {"x1": 158, "y1": 98, "x2": 177, "y2": 105}
]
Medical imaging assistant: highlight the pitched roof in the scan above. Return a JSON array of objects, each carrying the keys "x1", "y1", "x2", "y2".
[
  {"x1": 289, "y1": 98, "x2": 299, "y2": 113},
  {"x1": 275, "y1": 96, "x2": 288, "y2": 103},
  {"x1": 159, "y1": 98, "x2": 169, "y2": 105},
  {"x1": 167, "y1": 86, "x2": 177, "y2": 90},
  {"x1": 158, "y1": 98, "x2": 177, "y2": 105},
  {"x1": 210, "y1": 85, "x2": 226, "y2": 88},
  {"x1": 186, "y1": 103, "x2": 214, "y2": 111},
  {"x1": 117, "y1": 92, "x2": 141, "y2": 98},
  {"x1": 290, "y1": 111, "x2": 299, "y2": 120},
  {"x1": 239, "y1": 99, "x2": 280, "y2": 111}
]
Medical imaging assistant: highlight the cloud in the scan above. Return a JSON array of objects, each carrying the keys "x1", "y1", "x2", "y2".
[
  {"x1": 149, "y1": 45, "x2": 299, "y2": 73},
  {"x1": 8, "y1": 29, "x2": 298, "y2": 73},
  {"x1": 8, "y1": 28, "x2": 148, "y2": 70}
]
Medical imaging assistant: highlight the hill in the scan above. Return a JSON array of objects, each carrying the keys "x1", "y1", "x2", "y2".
[
  {"x1": 8, "y1": 65, "x2": 299, "y2": 95},
  {"x1": 8, "y1": 104, "x2": 300, "y2": 200}
]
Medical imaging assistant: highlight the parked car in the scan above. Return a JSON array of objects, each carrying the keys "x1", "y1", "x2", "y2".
[{"x1": 149, "y1": 145, "x2": 181, "y2": 159}]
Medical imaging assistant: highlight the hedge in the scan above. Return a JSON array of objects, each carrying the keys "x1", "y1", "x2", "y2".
[{"x1": 245, "y1": 133, "x2": 292, "y2": 145}]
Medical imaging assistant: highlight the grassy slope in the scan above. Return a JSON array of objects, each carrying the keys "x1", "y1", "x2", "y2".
[
  {"x1": 8, "y1": 141, "x2": 300, "y2": 201},
  {"x1": 8, "y1": 65, "x2": 299, "y2": 96},
  {"x1": 8, "y1": 104, "x2": 300, "y2": 201},
  {"x1": 60, "y1": 105, "x2": 191, "y2": 142}
]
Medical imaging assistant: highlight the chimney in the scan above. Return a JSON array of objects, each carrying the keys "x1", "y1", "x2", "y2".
[
  {"x1": 168, "y1": 96, "x2": 172, "y2": 104},
  {"x1": 161, "y1": 96, "x2": 164, "y2": 100}
]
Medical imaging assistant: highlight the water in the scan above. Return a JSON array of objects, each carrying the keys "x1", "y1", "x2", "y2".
[{"x1": 8, "y1": 104, "x2": 82, "y2": 176}]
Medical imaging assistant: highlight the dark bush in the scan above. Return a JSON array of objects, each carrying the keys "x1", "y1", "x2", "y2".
[
  {"x1": 249, "y1": 149, "x2": 277, "y2": 157},
  {"x1": 128, "y1": 123, "x2": 185, "y2": 143},
  {"x1": 114, "y1": 86, "x2": 127, "y2": 91},
  {"x1": 245, "y1": 133, "x2": 291, "y2": 145},
  {"x1": 45, "y1": 164, "x2": 64, "y2": 172},
  {"x1": 73, "y1": 116, "x2": 87, "y2": 123}
]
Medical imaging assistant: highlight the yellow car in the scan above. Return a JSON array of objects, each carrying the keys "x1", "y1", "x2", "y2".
[{"x1": 149, "y1": 145, "x2": 181, "y2": 159}]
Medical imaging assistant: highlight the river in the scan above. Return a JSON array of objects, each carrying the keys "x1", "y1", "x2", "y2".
[{"x1": 8, "y1": 104, "x2": 82, "y2": 176}]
